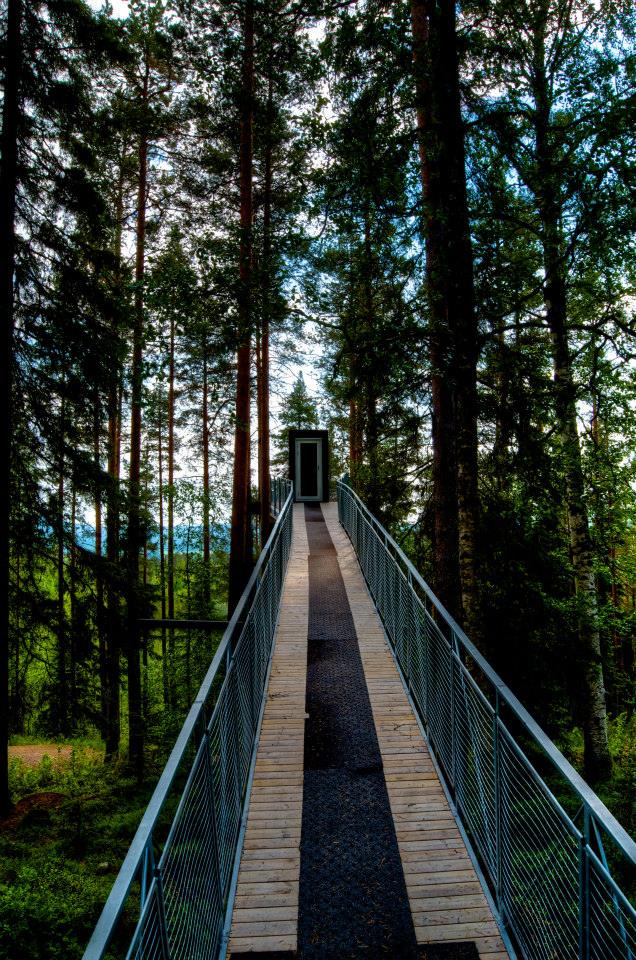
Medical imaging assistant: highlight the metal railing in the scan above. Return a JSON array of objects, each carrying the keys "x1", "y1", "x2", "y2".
[
  {"x1": 337, "y1": 479, "x2": 636, "y2": 960},
  {"x1": 271, "y1": 475, "x2": 290, "y2": 516},
  {"x1": 83, "y1": 479, "x2": 293, "y2": 960}
]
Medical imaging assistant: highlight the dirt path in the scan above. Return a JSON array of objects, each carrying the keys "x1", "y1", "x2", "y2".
[{"x1": 9, "y1": 744, "x2": 100, "y2": 767}]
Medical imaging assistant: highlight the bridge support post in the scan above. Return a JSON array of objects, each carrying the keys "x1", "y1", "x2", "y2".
[
  {"x1": 493, "y1": 692, "x2": 503, "y2": 919},
  {"x1": 140, "y1": 840, "x2": 155, "y2": 908},
  {"x1": 579, "y1": 805, "x2": 591, "y2": 960},
  {"x1": 450, "y1": 636, "x2": 457, "y2": 793}
]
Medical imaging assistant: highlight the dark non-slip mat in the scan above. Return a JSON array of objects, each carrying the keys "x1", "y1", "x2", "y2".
[
  {"x1": 298, "y1": 503, "x2": 419, "y2": 958},
  {"x1": 419, "y1": 945, "x2": 480, "y2": 959}
]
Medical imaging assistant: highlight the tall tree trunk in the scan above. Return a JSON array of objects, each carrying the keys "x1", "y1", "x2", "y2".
[
  {"x1": 363, "y1": 204, "x2": 379, "y2": 516},
  {"x1": 185, "y1": 522, "x2": 192, "y2": 704},
  {"x1": 13, "y1": 554, "x2": 22, "y2": 735},
  {"x1": 0, "y1": 0, "x2": 22, "y2": 817},
  {"x1": 167, "y1": 311, "x2": 176, "y2": 693},
  {"x1": 57, "y1": 407, "x2": 68, "y2": 737},
  {"x1": 348, "y1": 367, "x2": 363, "y2": 486},
  {"x1": 157, "y1": 389, "x2": 169, "y2": 707},
  {"x1": 104, "y1": 155, "x2": 126, "y2": 760},
  {"x1": 531, "y1": 22, "x2": 610, "y2": 781},
  {"x1": 142, "y1": 459, "x2": 149, "y2": 720},
  {"x1": 258, "y1": 68, "x2": 274, "y2": 545},
  {"x1": 202, "y1": 350, "x2": 211, "y2": 603},
  {"x1": 410, "y1": 0, "x2": 480, "y2": 632},
  {"x1": 70, "y1": 482, "x2": 78, "y2": 728},
  {"x1": 105, "y1": 371, "x2": 121, "y2": 758},
  {"x1": 94, "y1": 396, "x2": 109, "y2": 737},
  {"x1": 228, "y1": 0, "x2": 255, "y2": 614},
  {"x1": 126, "y1": 71, "x2": 149, "y2": 777}
]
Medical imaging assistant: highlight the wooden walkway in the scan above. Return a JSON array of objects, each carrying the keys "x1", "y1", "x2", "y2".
[{"x1": 227, "y1": 503, "x2": 509, "y2": 959}]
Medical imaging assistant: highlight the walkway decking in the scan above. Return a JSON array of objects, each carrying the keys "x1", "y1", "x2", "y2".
[{"x1": 228, "y1": 503, "x2": 509, "y2": 959}]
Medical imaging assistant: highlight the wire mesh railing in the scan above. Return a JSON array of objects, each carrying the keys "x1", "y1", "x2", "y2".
[
  {"x1": 83, "y1": 479, "x2": 293, "y2": 960},
  {"x1": 337, "y1": 479, "x2": 636, "y2": 960}
]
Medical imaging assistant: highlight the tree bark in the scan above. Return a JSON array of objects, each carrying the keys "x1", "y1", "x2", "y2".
[
  {"x1": 167, "y1": 310, "x2": 176, "y2": 691},
  {"x1": 57, "y1": 408, "x2": 68, "y2": 737},
  {"x1": 258, "y1": 68, "x2": 274, "y2": 545},
  {"x1": 363, "y1": 204, "x2": 380, "y2": 516},
  {"x1": 70, "y1": 482, "x2": 78, "y2": 727},
  {"x1": 94, "y1": 395, "x2": 109, "y2": 738},
  {"x1": 0, "y1": 0, "x2": 22, "y2": 817},
  {"x1": 348, "y1": 391, "x2": 363, "y2": 486},
  {"x1": 411, "y1": 0, "x2": 480, "y2": 626},
  {"x1": 103, "y1": 161, "x2": 125, "y2": 759},
  {"x1": 126, "y1": 69, "x2": 149, "y2": 777},
  {"x1": 228, "y1": 0, "x2": 255, "y2": 614},
  {"x1": 202, "y1": 349, "x2": 211, "y2": 602},
  {"x1": 531, "y1": 19, "x2": 610, "y2": 780},
  {"x1": 105, "y1": 368, "x2": 121, "y2": 758},
  {"x1": 157, "y1": 388, "x2": 169, "y2": 706}
]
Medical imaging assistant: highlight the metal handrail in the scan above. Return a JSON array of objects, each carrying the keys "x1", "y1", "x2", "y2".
[
  {"x1": 337, "y1": 479, "x2": 636, "y2": 960},
  {"x1": 83, "y1": 478, "x2": 293, "y2": 960}
]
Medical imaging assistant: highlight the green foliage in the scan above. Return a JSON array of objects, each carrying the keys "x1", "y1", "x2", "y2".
[
  {"x1": 0, "y1": 748, "x2": 159, "y2": 960},
  {"x1": 273, "y1": 373, "x2": 320, "y2": 468},
  {"x1": 563, "y1": 714, "x2": 636, "y2": 835}
]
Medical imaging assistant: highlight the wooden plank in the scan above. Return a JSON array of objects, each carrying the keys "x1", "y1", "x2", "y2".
[{"x1": 228, "y1": 935, "x2": 296, "y2": 952}]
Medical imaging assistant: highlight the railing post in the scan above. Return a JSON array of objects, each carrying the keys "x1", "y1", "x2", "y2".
[
  {"x1": 140, "y1": 839, "x2": 155, "y2": 908},
  {"x1": 450, "y1": 635, "x2": 457, "y2": 791},
  {"x1": 154, "y1": 866, "x2": 171, "y2": 960},
  {"x1": 579, "y1": 806, "x2": 591, "y2": 960},
  {"x1": 493, "y1": 691, "x2": 503, "y2": 916},
  {"x1": 405, "y1": 570, "x2": 413, "y2": 689}
]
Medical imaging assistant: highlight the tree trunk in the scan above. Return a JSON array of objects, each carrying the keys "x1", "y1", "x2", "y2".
[
  {"x1": 0, "y1": 0, "x2": 22, "y2": 817},
  {"x1": 411, "y1": 0, "x2": 456, "y2": 595},
  {"x1": 13, "y1": 554, "x2": 21, "y2": 735},
  {"x1": 126, "y1": 73, "x2": 149, "y2": 777},
  {"x1": 410, "y1": 0, "x2": 480, "y2": 633},
  {"x1": 185, "y1": 522, "x2": 192, "y2": 703},
  {"x1": 202, "y1": 350, "x2": 211, "y2": 603},
  {"x1": 258, "y1": 68, "x2": 274, "y2": 545},
  {"x1": 105, "y1": 367, "x2": 121, "y2": 758},
  {"x1": 167, "y1": 311, "x2": 176, "y2": 693},
  {"x1": 348, "y1": 390, "x2": 363, "y2": 486},
  {"x1": 157, "y1": 388, "x2": 169, "y2": 707},
  {"x1": 70, "y1": 482, "x2": 78, "y2": 728},
  {"x1": 531, "y1": 25, "x2": 610, "y2": 780},
  {"x1": 94, "y1": 396, "x2": 109, "y2": 738},
  {"x1": 228, "y1": 0, "x2": 255, "y2": 614},
  {"x1": 363, "y1": 204, "x2": 379, "y2": 516},
  {"x1": 104, "y1": 154, "x2": 126, "y2": 760},
  {"x1": 57, "y1": 410, "x2": 68, "y2": 737}
]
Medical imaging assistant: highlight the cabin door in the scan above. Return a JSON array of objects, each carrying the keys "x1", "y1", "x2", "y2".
[{"x1": 294, "y1": 438, "x2": 322, "y2": 501}]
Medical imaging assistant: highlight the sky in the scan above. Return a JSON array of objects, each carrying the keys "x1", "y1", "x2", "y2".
[{"x1": 92, "y1": 0, "x2": 130, "y2": 16}]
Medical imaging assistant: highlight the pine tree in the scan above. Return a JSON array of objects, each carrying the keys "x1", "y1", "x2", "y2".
[{"x1": 274, "y1": 374, "x2": 320, "y2": 469}]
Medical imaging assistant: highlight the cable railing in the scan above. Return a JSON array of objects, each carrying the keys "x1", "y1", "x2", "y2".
[
  {"x1": 337, "y1": 479, "x2": 636, "y2": 960},
  {"x1": 83, "y1": 478, "x2": 293, "y2": 960}
]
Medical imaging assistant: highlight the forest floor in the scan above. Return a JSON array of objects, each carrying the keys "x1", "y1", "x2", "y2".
[
  {"x1": 0, "y1": 739, "x2": 168, "y2": 960},
  {"x1": 8, "y1": 743, "x2": 102, "y2": 766}
]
